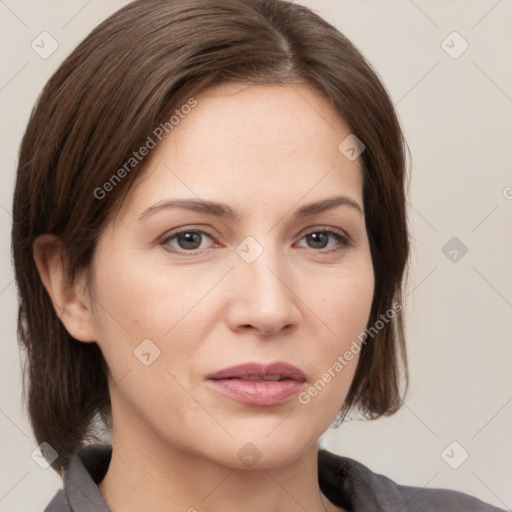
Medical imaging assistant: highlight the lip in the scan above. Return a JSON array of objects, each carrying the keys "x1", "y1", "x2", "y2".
[{"x1": 206, "y1": 362, "x2": 306, "y2": 406}]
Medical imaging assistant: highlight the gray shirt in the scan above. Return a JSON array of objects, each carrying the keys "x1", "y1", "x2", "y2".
[{"x1": 44, "y1": 444, "x2": 506, "y2": 511}]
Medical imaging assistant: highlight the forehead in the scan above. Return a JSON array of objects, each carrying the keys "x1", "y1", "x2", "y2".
[{"x1": 118, "y1": 82, "x2": 364, "y2": 221}]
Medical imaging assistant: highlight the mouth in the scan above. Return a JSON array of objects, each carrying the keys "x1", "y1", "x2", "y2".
[
  {"x1": 206, "y1": 362, "x2": 306, "y2": 406},
  {"x1": 222, "y1": 375, "x2": 291, "y2": 381}
]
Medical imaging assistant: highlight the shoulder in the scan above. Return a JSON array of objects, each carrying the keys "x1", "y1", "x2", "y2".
[
  {"x1": 43, "y1": 444, "x2": 112, "y2": 512},
  {"x1": 318, "y1": 449, "x2": 507, "y2": 512},
  {"x1": 43, "y1": 490, "x2": 71, "y2": 512}
]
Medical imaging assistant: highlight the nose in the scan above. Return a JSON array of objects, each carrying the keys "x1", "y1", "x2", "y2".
[{"x1": 226, "y1": 246, "x2": 301, "y2": 337}]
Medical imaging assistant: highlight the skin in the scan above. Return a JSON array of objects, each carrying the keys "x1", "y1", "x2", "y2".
[{"x1": 34, "y1": 82, "x2": 374, "y2": 512}]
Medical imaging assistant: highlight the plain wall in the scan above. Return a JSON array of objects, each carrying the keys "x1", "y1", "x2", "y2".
[{"x1": 0, "y1": 1, "x2": 510, "y2": 510}]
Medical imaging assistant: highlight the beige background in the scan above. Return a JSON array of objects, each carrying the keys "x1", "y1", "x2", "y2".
[{"x1": 1, "y1": 1, "x2": 511, "y2": 510}]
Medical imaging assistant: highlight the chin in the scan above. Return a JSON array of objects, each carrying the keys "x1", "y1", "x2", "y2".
[{"x1": 204, "y1": 427, "x2": 322, "y2": 471}]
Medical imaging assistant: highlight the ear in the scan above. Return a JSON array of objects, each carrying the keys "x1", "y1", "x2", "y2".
[{"x1": 32, "y1": 234, "x2": 97, "y2": 342}]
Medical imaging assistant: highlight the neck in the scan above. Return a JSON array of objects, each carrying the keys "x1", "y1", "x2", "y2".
[{"x1": 98, "y1": 424, "x2": 341, "y2": 512}]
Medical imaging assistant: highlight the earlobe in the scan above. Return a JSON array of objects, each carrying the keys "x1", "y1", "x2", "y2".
[{"x1": 32, "y1": 234, "x2": 97, "y2": 342}]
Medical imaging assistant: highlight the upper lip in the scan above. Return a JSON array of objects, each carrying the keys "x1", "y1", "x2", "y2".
[{"x1": 207, "y1": 362, "x2": 306, "y2": 382}]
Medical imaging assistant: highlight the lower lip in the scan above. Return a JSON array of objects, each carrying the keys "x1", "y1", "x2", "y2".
[{"x1": 207, "y1": 378, "x2": 305, "y2": 406}]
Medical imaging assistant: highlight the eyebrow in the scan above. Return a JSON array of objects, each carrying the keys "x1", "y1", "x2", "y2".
[{"x1": 138, "y1": 195, "x2": 363, "y2": 221}]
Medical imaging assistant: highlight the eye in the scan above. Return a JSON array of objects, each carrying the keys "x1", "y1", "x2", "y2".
[
  {"x1": 160, "y1": 227, "x2": 351, "y2": 255},
  {"x1": 161, "y1": 229, "x2": 216, "y2": 253},
  {"x1": 295, "y1": 229, "x2": 350, "y2": 252}
]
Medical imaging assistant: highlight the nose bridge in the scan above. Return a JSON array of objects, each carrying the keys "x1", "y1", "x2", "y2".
[
  {"x1": 240, "y1": 239, "x2": 289, "y2": 302},
  {"x1": 230, "y1": 236, "x2": 299, "y2": 334}
]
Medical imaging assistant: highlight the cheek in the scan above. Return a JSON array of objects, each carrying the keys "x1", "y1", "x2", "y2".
[
  {"x1": 304, "y1": 255, "x2": 374, "y2": 389},
  {"x1": 298, "y1": 280, "x2": 373, "y2": 416},
  {"x1": 320, "y1": 256, "x2": 374, "y2": 339},
  {"x1": 88, "y1": 247, "x2": 225, "y2": 371}
]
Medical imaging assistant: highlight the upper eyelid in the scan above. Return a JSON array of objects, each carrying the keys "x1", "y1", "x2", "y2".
[
  {"x1": 296, "y1": 225, "x2": 350, "y2": 239},
  {"x1": 163, "y1": 225, "x2": 349, "y2": 239},
  {"x1": 162, "y1": 226, "x2": 216, "y2": 241}
]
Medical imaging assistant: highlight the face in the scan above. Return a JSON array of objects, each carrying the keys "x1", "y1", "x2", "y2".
[{"x1": 85, "y1": 82, "x2": 374, "y2": 469}]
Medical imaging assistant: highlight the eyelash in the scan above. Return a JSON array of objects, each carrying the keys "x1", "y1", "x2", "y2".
[{"x1": 160, "y1": 226, "x2": 352, "y2": 255}]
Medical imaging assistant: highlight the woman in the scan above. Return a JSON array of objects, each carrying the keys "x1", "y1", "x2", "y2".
[{"x1": 11, "y1": 0, "x2": 505, "y2": 510}]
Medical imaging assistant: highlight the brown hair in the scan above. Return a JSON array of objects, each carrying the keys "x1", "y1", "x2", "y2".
[{"x1": 12, "y1": 0, "x2": 409, "y2": 471}]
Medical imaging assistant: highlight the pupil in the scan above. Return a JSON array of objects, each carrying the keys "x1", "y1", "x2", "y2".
[
  {"x1": 308, "y1": 232, "x2": 328, "y2": 248},
  {"x1": 178, "y1": 232, "x2": 201, "y2": 250}
]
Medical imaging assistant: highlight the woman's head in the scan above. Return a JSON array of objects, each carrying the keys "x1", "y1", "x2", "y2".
[{"x1": 12, "y1": 0, "x2": 409, "y2": 471}]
